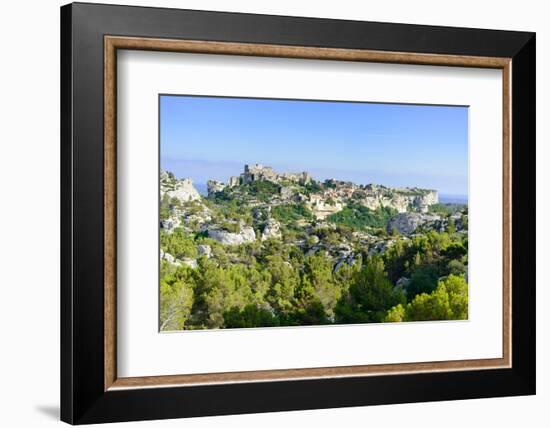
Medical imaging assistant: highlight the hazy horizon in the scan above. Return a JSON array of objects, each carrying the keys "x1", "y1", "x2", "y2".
[{"x1": 160, "y1": 95, "x2": 468, "y2": 195}]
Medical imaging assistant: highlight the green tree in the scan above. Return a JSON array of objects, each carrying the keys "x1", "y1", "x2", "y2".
[
  {"x1": 443, "y1": 242, "x2": 467, "y2": 260},
  {"x1": 446, "y1": 219, "x2": 456, "y2": 234},
  {"x1": 447, "y1": 259, "x2": 466, "y2": 276},
  {"x1": 291, "y1": 300, "x2": 328, "y2": 325},
  {"x1": 160, "y1": 193, "x2": 171, "y2": 220},
  {"x1": 383, "y1": 239, "x2": 407, "y2": 283},
  {"x1": 407, "y1": 265, "x2": 438, "y2": 300},
  {"x1": 385, "y1": 274, "x2": 468, "y2": 322},
  {"x1": 404, "y1": 286, "x2": 451, "y2": 321},
  {"x1": 191, "y1": 259, "x2": 253, "y2": 328},
  {"x1": 336, "y1": 256, "x2": 405, "y2": 323},
  {"x1": 160, "y1": 228, "x2": 198, "y2": 259},
  {"x1": 160, "y1": 263, "x2": 195, "y2": 330},
  {"x1": 271, "y1": 203, "x2": 314, "y2": 223},
  {"x1": 265, "y1": 255, "x2": 300, "y2": 314},
  {"x1": 461, "y1": 213, "x2": 468, "y2": 230},
  {"x1": 246, "y1": 180, "x2": 280, "y2": 201},
  {"x1": 224, "y1": 305, "x2": 279, "y2": 328},
  {"x1": 302, "y1": 253, "x2": 342, "y2": 317},
  {"x1": 384, "y1": 303, "x2": 405, "y2": 322},
  {"x1": 442, "y1": 274, "x2": 468, "y2": 319},
  {"x1": 327, "y1": 204, "x2": 396, "y2": 231}
]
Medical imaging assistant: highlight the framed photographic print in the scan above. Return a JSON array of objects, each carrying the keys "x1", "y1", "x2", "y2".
[{"x1": 60, "y1": 2, "x2": 535, "y2": 424}]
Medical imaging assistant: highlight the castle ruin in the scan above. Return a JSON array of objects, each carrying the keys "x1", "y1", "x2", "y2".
[{"x1": 212, "y1": 164, "x2": 311, "y2": 191}]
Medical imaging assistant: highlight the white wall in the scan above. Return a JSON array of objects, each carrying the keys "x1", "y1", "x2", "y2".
[{"x1": 0, "y1": 1, "x2": 546, "y2": 426}]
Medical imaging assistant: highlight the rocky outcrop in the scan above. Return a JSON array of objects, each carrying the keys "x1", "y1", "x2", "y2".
[
  {"x1": 161, "y1": 170, "x2": 201, "y2": 203},
  {"x1": 413, "y1": 191, "x2": 438, "y2": 212},
  {"x1": 197, "y1": 244, "x2": 212, "y2": 258},
  {"x1": 321, "y1": 181, "x2": 438, "y2": 213},
  {"x1": 306, "y1": 195, "x2": 343, "y2": 220},
  {"x1": 225, "y1": 163, "x2": 312, "y2": 188},
  {"x1": 160, "y1": 249, "x2": 179, "y2": 265},
  {"x1": 166, "y1": 178, "x2": 201, "y2": 203},
  {"x1": 368, "y1": 239, "x2": 397, "y2": 256},
  {"x1": 200, "y1": 164, "x2": 438, "y2": 215},
  {"x1": 228, "y1": 176, "x2": 240, "y2": 187},
  {"x1": 359, "y1": 190, "x2": 438, "y2": 213},
  {"x1": 160, "y1": 170, "x2": 174, "y2": 187},
  {"x1": 160, "y1": 218, "x2": 180, "y2": 231},
  {"x1": 207, "y1": 225, "x2": 256, "y2": 245},
  {"x1": 334, "y1": 255, "x2": 356, "y2": 272},
  {"x1": 386, "y1": 212, "x2": 442, "y2": 235},
  {"x1": 261, "y1": 218, "x2": 282, "y2": 241},
  {"x1": 279, "y1": 186, "x2": 295, "y2": 201},
  {"x1": 207, "y1": 180, "x2": 226, "y2": 195},
  {"x1": 181, "y1": 258, "x2": 198, "y2": 269},
  {"x1": 160, "y1": 249, "x2": 197, "y2": 269}
]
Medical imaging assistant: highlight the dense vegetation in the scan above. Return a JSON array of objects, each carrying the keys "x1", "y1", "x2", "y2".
[
  {"x1": 428, "y1": 203, "x2": 467, "y2": 216},
  {"x1": 271, "y1": 203, "x2": 314, "y2": 223},
  {"x1": 160, "y1": 226, "x2": 468, "y2": 330},
  {"x1": 160, "y1": 171, "x2": 468, "y2": 331},
  {"x1": 327, "y1": 204, "x2": 397, "y2": 230}
]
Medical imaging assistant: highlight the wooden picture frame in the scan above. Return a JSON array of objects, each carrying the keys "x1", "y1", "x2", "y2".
[{"x1": 61, "y1": 2, "x2": 535, "y2": 424}]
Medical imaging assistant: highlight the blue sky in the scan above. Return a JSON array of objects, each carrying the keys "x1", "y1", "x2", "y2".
[{"x1": 160, "y1": 95, "x2": 468, "y2": 196}]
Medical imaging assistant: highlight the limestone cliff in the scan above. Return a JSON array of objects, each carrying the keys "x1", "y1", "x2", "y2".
[
  {"x1": 386, "y1": 212, "x2": 443, "y2": 235},
  {"x1": 206, "y1": 224, "x2": 257, "y2": 245},
  {"x1": 204, "y1": 164, "x2": 438, "y2": 217},
  {"x1": 161, "y1": 170, "x2": 201, "y2": 203}
]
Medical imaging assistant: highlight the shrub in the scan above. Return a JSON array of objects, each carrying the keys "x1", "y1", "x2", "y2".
[
  {"x1": 327, "y1": 204, "x2": 396, "y2": 230},
  {"x1": 384, "y1": 274, "x2": 468, "y2": 322},
  {"x1": 223, "y1": 305, "x2": 279, "y2": 328},
  {"x1": 160, "y1": 229, "x2": 198, "y2": 259},
  {"x1": 271, "y1": 203, "x2": 314, "y2": 223},
  {"x1": 407, "y1": 265, "x2": 438, "y2": 300}
]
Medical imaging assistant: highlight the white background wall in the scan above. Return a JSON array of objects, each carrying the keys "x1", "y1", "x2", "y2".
[{"x1": 0, "y1": 0, "x2": 546, "y2": 426}]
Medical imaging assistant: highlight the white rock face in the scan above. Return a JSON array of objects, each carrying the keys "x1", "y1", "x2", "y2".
[
  {"x1": 161, "y1": 170, "x2": 201, "y2": 203},
  {"x1": 160, "y1": 249, "x2": 181, "y2": 266},
  {"x1": 311, "y1": 184, "x2": 433, "y2": 218},
  {"x1": 207, "y1": 225, "x2": 256, "y2": 245},
  {"x1": 181, "y1": 258, "x2": 198, "y2": 269},
  {"x1": 197, "y1": 244, "x2": 212, "y2": 258},
  {"x1": 166, "y1": 178, "x2": 201, "y2": 203},
  {"x1": 261, "y1": 218, "x2": 282, "y2": 241},
  {"x1": 160, "y1": 250, "x2": 197, "y2": 268},
  {"x1": 421, "y1": 190, "x2": 439, "y2": 206},
  {"x1": 228, "y1": 176, "x2": 240, "y2": 187},
  {"x1": 361, "y1": 191, "x2": 438, "y2": 213},
  {"x1": 160, "y1": 170, "x2": 171, "y2": 183},
  {"x1": 279, "y1": 186, "x2": 294, "y2": 201},
  {"x1": 386, "y1": 212, "x2": 441, "y2": 235},
  {"x1": 365, "y1": 194, "x2": 409, "y2": 213},
  {"x1": 207, "y1": 180, "x2": 226, "y2": 195},
  {"x1": 160, "y1": 218, "x2": 180, "y2": 231},
  {"x1": 307, "y1": 195, "x2": 343, "y2": 219},
  {"x1": 413, "y1": 191, "x2": 438, "y2": 213}
]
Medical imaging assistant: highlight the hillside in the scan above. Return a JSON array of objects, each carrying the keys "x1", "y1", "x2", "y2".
[{"x1": 159, "y1": 164, "x2": 468, "y2": 331}]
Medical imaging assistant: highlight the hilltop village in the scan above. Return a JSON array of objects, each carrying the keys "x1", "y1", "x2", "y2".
[{"x1": 159, "y1": 164, "x2": 468, "y2": 330}]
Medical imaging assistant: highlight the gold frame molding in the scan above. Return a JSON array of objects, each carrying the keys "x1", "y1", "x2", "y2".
[{"x1": 104, "y1": 35, "x2": 512, "y2": 391}]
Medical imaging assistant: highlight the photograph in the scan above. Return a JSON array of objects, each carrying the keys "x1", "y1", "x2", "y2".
[
  {"x1": 159, "y1": 95, "x2": 469, "y2": 331},
  {"x1": 54, "y1": 3, "x2": 536, "y2": 424}
]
